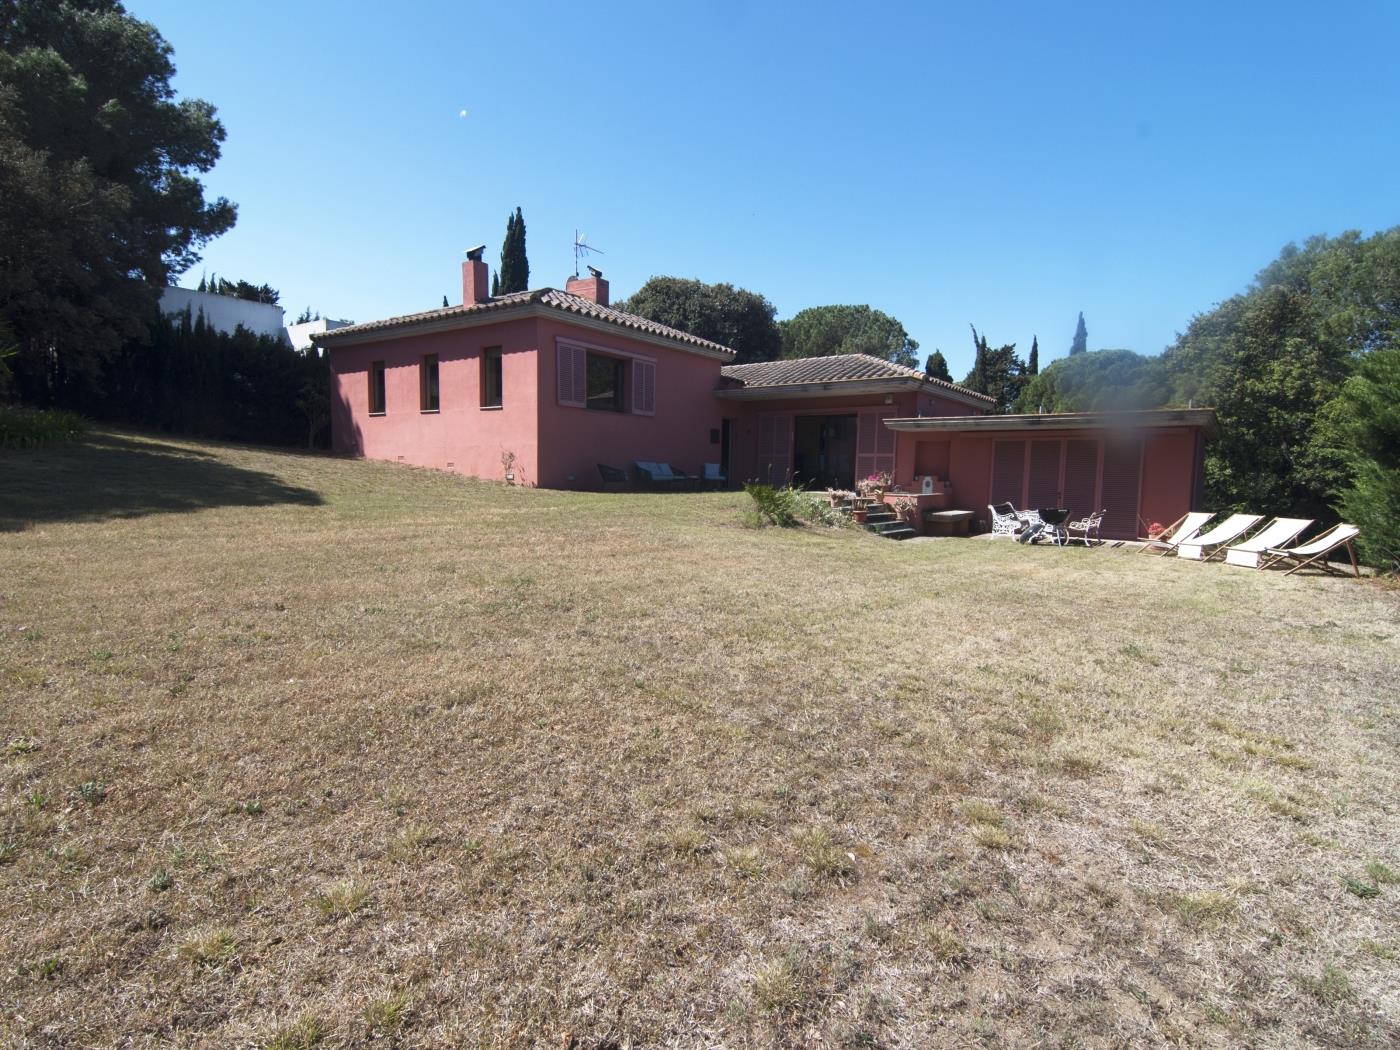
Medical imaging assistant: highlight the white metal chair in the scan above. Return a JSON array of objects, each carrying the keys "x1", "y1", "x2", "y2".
[
  {"x1": 1065, "y1": 509, "x2": 1107, "y2": 546},
  {"x1": 988, "y1": 502, "x2": 1041, "y2": 539}
]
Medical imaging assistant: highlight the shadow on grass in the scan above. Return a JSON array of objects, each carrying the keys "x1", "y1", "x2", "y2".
[{"x1": 0, "y1": 432, "x2": 324, "y2": 531}]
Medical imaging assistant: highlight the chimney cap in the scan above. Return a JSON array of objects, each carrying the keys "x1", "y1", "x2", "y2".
[
  {"x1": 464, "y1": 244, "x2": 486, "y2": 261},
  {"x1": 586, "y1": 264, "x2": 603, "y2": 278}
]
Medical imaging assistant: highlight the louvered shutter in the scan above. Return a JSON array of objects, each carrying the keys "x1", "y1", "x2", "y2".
[
  {"x1": 557, "y1": 344, "x2": 585, "y2": 407},
  {"x1": 990, "y1": 440, "x2": 1026, "y2": 506},
  {"x1": 855, "y1": 410, "x2": 895, "y2": 480},
  {"x1": 1026, "y1": 439, "x2": 1062, "y2": 510},
  {"x1": 631, "y1": 359, "x2": 655, "y2": 415},
  {"x1": 1100, "y1": 439, "x2": 1142, "y2": 539},
  {"x1": 756, "y1": 413, "x2": 792, "y2": 486},
  {"x1": 1061, "y1": 439, "x2": 1099, "y2": 521}
]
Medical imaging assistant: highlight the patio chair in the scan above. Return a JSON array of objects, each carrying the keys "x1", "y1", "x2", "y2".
[
  {"x1": 988, "y1": 501, "x2": 1041, "y2": 539},
  {"x1": 634, "y1": 461, "x2": 697, "y2": 488},
  {"x1": 597, "y1": 463, "x2": 629, "y2": 492},
  {"x1": 1065, "y1": 508, "x2": 1107, "y2": 547},
  {"x1": 1136, "y1": 511, "x2": 1215, "y2": 555},
  {"x1": 1175, "y1": 513, "x2": 1264, "y2": 561},
  {"x1": 1258, "y1": 523, "x2": 1362, "y2": 577},
  {"x1": 1222, "y1": 517, "x2": 1313, "y2": 568},
  {"x1": 701, "y1": 462, "x2": 727, "y2": 489}
]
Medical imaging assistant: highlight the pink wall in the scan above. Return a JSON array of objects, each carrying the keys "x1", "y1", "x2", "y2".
[
  {"x1": 532, "y1": 319, "x2": 726, "y2": 488},
  {"x1": 330, "y1": 313, "x2": 729, "y2": 489},
  {"x1": 330, "y1": 317, "x2": 542, "y2": 483}
]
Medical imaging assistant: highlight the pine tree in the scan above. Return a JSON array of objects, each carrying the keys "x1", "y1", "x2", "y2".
[
  {"x1": 1028, "y1": 335, "x2": 1039, "y2": 375},
  {"x1": 923, "y1": 350, "x2": 952, "y2": 382},
  {"x1": 1069, "y1": 312, "x2": 1088, "y2": 356},
  {"x1": 497, "y1": 207, "x2": 529, "y2": 294}
]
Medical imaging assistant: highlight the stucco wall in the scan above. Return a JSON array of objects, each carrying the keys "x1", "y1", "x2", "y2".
[
  {"x1": 533, "y1": 318, "x2": 727, "y2": 488},
  {"x1": 329, "y1": 317, "x2": 542, "y2": 484}
]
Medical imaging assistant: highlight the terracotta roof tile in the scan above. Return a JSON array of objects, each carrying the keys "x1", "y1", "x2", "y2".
[
  {"x1": 720, "y1": 354, "x2": 994, "y2": 401},
  {"x1": 316, "y1": 289, "x2": 735, "y2": 356}
]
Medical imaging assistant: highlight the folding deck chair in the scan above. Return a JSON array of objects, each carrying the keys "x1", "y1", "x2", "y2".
[
  {"x1": 1137, "y1": 512, "x2": 1214, "y2": 555},
  {"x1": 1258, "y1": 524, "x2": 1362, "y2": 577},
  {"x1": 1175, "y1": 514, "x2": 1264, "y2": 560},
  {"x1": 1222, "y1": 518, "x2": 1313, "y2": 568}
]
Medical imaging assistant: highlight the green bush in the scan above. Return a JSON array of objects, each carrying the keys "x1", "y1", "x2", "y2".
[
  {"x1": 0, "y1": 405, "x2": 88, "y2": 449},
  {"x1": 1330, "y1": 346, "x2": 1400, "y2": 569},
  {"x1": 743, "y1": 483, "x2": 849, "y2": 529}
]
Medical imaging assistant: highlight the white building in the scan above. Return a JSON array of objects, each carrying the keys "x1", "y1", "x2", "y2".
[
  {"x1": 286, "y1": 317, "x2": 355, "y2": 353},
  {"x1": 160, "y1": 287, "x2": 288, "y2": 343}
]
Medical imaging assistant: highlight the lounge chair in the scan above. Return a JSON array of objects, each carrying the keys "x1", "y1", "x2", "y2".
[
  {"x1": 1136, "y1": 511, "x2": 1214, "y2": 555},
  {"x1": 988, "y1": 501, "x2": 1041, "y2": 539},
  {"x1": 1065, "y1": 509, "x2": 1107, "y2": 547},
  {"x1": 597, "y1": 463, "x2": 629, "y2": 492},
  {"x1": 701, "y1": 462, "x2": 727, "y2": 489},
  {"x1": 1175, "y1": 513, "x2": 1264, "y2": 560},
  {"x1": 1222, "y1": 518, "x2": 1313, "y2": 568},
  {"x1": 634, "y1": 461, "x2": 697, "y2": 488},
  {"x1": 1259, "y1": 524, "x2": 1362, "y2": 577}
]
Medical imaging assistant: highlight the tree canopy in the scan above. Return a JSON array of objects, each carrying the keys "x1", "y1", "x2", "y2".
[
  {"x1": 962, "y1": 326, "x2": 1028, "y2": 413},
  {"x1": 1, "y1": 0, "x2": 236, "y2": 403},
  {"x1": 778, "y1": 304, "x2": 919, "y2": 368},
  {"x1": 615, "y1": 277, "x2": 781, "y2": 364},
  {"x1": 923, "y1": 349, "x2": 952, "y2": 383},
  {"x1": 1016, "y1": 349, "x2": 1170, "y2": 414}
]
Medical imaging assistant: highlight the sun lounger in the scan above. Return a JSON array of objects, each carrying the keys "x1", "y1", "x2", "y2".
[
  {"x1": 1137, "y1": 511, "x2": 1214, "y2": 555},
  {"x1": 1175, "y1": 513, "x2": 1264, "y2": 560},
  {"x1": 1222, "y1": 518, "x2": 1313, "y2": 568},
  {"x1": 1258, "y1": 524, "x2": 1362, "y2": 577}
]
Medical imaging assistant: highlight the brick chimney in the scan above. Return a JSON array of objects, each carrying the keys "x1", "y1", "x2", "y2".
[
  {"x1": 565, "y1": 266, "x2": 609, "y2": 307},
  {"x1": 462, "y1": 245, "x2": 489, "y2": 306}
]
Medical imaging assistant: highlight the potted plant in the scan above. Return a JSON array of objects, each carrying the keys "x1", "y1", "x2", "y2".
[
  {"x1": 852, "y1": 503, "x2": 869, "y2": 524},
  {"x1": 890, "y1": 495, "x2": 918, "y2": 523}
]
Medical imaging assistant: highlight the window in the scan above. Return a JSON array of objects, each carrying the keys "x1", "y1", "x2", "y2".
[
  {"x1": 585, "y1": 352, "x2": 626, "y2": 412},
  {"x1": 419, "y1": 354, "x2": 439, "y2": 412},
  {"x1": 369, "y1": 361, "x2": 386, "y2": 414},
  {"x1": 481, "y1": 347, "x2": 503, "y2": 408}
]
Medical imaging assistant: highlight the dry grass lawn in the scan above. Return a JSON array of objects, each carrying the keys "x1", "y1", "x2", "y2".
[{"x1": 2, "y1": 430, "x2": 1398, "y2": 1048}]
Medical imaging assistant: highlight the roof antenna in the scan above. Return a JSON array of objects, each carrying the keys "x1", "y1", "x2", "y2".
[{"x1": 574, "y1": 230, "x2": 605, "y2": 277}]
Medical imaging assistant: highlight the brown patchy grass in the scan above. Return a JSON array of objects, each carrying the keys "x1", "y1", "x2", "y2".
[{"x1": 2, "y1": 429, "x2": 1398, "y2": 1047}]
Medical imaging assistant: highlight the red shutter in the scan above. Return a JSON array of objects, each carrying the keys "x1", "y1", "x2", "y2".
[
  {"x1": 756, "y1": 413, "x2": 792, "y2": 486},
  {"x1": 990, "y1": 439, "x2": 1026, "y2": 505},
  {"x1": 855, "y1": 410, "x2": 895, "y2": 480},
  {"x1": 1099, "y1": 439, "x2": 1142, "y2": 540},
  {"x1": 557, "y1": 344, "x2": 585, "y2": 407},
  {"x1": 1026, "y1": 439, "x2": 1062, "y2": 510},
  {"x1": 1062, "y1": 439, "x2": 1099, "y2": 520},
  {"x1": 631, "y1": 359, "x2": 655, "y2": 415}
]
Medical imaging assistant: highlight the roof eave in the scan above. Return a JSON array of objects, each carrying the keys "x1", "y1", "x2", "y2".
[
  {"x1": 315, "y1": 299, "x2": 735, "y2": 361},
  {"x1": 884, "y1": 408, "x2": 1221, "y2": 439},
  {"x1": 714, "y1": 375, "x2": 992, "y2": 409}
]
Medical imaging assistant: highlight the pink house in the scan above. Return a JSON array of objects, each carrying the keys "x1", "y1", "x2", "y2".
[{"x1": 318, "y1": 254, "x2": 1217, "y2": 539}]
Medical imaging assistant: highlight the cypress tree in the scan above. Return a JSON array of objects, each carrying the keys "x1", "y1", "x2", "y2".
[
  {"x1": 923, "y1": 349, "x2": 952, "y2": 382},
  {"x1": 1028, "y1": 335, "x2": 1039, "y2": 375},
  {"x1": 441, "y1": 295, "x2": 449, "y2": 309},
  {"x1": 1069, "y1": 312, "x2": 1088, "y2": 355},
  {"x1": 497, "y1": 207, "x2": 529, "y2": 293},
  {"x1": 491, "y1": 272, "x2": 499, "y2": 297}
]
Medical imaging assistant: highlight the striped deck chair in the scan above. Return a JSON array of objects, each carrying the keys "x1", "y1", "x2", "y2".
[
  {"x1": 1259, "y1": 524, "x2": 1362, "y2": 577},
  {"x1": 1222, "y1": 518, "x2": 1313, "y2": 568},
  {"x1": 1176, "y1": 514, "x2": 1264, "y2": 561},
  {"x1": 1137, "y1": 511, "x2": 1214, "y2": 556}
]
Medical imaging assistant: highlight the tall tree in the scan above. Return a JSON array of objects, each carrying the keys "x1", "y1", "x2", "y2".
[
  {"x1": 1, "y1": 0, "x2": 236, "y2": 405},
  {"x1": 614, "y1": 277, "x2": 781, "y2": 363},
  {"x1": 1028, "y1": 335, "x2": 1039, "y2": 375},
  {"x1": 923, "y1": 349, "x2": 952, "y2": 383},
  {"x1": 1069, "y1": 312, "x2": 1088, "y2": 355},
  {"x1": 963, "y1": 325, "x2": 1028, "y2": 412},
  {"x1": 496, "y1": 206, "x2": 528, "y2": 294},
  {"x1": 778, "y1": 304, "x2": 919, "y2": 367},
  {"x1": 965, "y1": 325, "x2": 989, "y2": 393}
]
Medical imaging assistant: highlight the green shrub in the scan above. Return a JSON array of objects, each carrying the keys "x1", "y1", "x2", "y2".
[
  {"x1": 1329, "y1": 346, "x2": 1400, "y2": 569},
  {"x1": 743, "y1": 483, "x2": 849, "y2": 529},
  {"x1": 0, "y1": 406, "x2": 88, "y2": 449}
]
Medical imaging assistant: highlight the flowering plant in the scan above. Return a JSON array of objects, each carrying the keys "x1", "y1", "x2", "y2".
[
  {"x1": 856, "y1": 471, "x2": 892, "y2": 498},
  {"x1": 890, "y1": 495, "x2": 919, "y2": 521}
]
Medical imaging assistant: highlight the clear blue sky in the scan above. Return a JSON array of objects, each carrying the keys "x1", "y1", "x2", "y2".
[{"x1": 129, "y1": 0, "x2": 1400, "y2": 376}]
